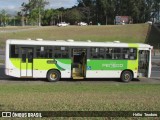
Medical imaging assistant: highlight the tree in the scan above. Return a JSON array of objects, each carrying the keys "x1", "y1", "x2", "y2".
[
  {"x1": 0, "y1": 9, "x2": 9, "y2": 26},
  {"x1": 77, "y1": 0, "x2": 96, "y2": 23},
  {"x1": 16, "y1": 0, "x2": 160, "y2": 26},
  {"x1": 42, "y1": 9, "x2": 60, "y2": 26},
  {"x1": 20, "y1": 0, "x2": 49, "y2": 26},
  {"x1": 64, "y1": 8, "x2": 84, "y2": 24}
]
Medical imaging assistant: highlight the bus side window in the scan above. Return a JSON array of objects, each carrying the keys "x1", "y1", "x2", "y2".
[
  {"x1": 122, "y1": 48, "x2": 137, "y2": 60},
  {"x1": 54, "y1": 46, "x2": 69, "y2": 59},
  {"x1": 106, "y1": 48, "x2": 113, "y2": 59},
  {"x1": 10, "y1": 45, "x2": 19, "y2": 58},
  {"x1": 55, "y1": 52, "x2": 61, "y2": 58},
  {"x1": 62, "y1": 52, "x2": 69, "y2": 58},
  {"x1": 99, "y1": 48, "x2": 105, "y2": 59},
  {"x1": 90, "y1": 48, "x2": 99, "y2": 58},
  {"x1": 113, "y1": 48, "x2": 122, "y2": 59},
  {"x1": 47, "y1": 48, "x2": 53, "y2": 58},
  {"x1": 129, "y1": 48, "x2": 137, "y2": 60},
  {"x1": 36, "y1": 46, "x2": 53, "y2": 58}
]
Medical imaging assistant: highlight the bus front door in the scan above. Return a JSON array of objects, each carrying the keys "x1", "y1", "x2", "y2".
[
  {"x1": 71, "y1": 48, "x2": 87, "y2": 79},
  {"x1": 20, "y1": 48, "x2": 33, "y2": 77},
  {"x1": 138, "y1": 50, "x2": 150, "y2": 77}
]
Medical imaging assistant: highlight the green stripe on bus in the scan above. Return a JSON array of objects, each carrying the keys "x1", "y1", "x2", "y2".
[{"x1": 10, "y1": 58, "x2": 71, "y2": 71}]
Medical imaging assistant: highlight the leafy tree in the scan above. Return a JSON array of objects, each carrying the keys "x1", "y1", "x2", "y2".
[
  {"x1": 16, "y1": 0, "x2": 160, "y2": 26},
  {"x1": 20, "y1": 0, "x2": 49, "y2": 26},
  {"x1": 64, "y1": 8, "x2": 84, "y2": 24},
  {"x1": 42, "y1": 9, "x2": 60, "y2": 26},
  {"x1": 77, "y1": 0, "x2": 96, "y2": 23},
  {"x1": 0, "y1": 9, "x2": 9, "y2": 26}
]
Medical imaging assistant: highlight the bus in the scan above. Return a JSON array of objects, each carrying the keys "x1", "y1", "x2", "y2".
[{"x1": 5, "y1": 39, "x2": 153, "y2": 82}]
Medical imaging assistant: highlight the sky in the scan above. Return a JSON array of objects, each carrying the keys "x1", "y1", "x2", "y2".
[{"x1": 0, "y1": 0, "x2": 77, "y2": 15}]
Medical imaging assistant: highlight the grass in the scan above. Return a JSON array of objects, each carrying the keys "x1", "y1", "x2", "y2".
[
  {"x1": 0, "y1": 82, "x2": 160, "y2": 111},
  {"x1": 0, "y1": 24, "x2": 150, "y2": 46},
  {"x1": 0, "y1": 24, "x2": 160, "y2": 119}
]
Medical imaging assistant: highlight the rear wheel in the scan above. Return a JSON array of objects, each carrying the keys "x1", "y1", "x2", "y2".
[
  {"x1": 47, "y1": 70, "x2": 60, "y2": 82},
  {"x1": 121, "y1": 71, "x2": 133, "y2": 82}
]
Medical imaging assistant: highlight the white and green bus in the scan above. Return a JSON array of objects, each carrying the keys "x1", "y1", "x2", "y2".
[{"x1": 5, "y1": 39, "x2": 153, "y2": 82}]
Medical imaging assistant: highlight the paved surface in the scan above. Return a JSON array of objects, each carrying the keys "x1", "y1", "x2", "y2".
[{"x1": 0, "y1": 27, "x2": 40, "y2": 34}]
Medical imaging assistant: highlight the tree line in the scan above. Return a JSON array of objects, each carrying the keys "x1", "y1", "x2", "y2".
[{"x1": 0, "y1": 0, "x2": 160, "y2": 26}]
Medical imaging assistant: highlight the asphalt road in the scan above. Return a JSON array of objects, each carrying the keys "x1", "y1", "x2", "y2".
[{"x1": 151, "y1": 55, "x2": 160, "y2": 78}]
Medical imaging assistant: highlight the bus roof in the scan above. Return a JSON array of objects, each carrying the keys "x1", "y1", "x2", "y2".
[{"x1": 6, "y1": 39, "x2": 153, "y2": 49}]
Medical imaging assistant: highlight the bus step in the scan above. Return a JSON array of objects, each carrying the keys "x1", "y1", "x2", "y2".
[{"x1": 73, "y1": 77, "x2": 84, "y2": 79}]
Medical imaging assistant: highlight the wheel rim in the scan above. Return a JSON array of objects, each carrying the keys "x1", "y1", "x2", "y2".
[
  {"x1": 124, "y1": 73, "x2": 130, "y2": 81},
  {"x1": 50, "y1": 73, "x2": 57, "y2": 81}
]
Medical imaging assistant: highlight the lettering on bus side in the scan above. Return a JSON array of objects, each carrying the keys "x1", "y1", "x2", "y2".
[{"x1": 102, "y1": 64, "x2": 124, "y2": 68}]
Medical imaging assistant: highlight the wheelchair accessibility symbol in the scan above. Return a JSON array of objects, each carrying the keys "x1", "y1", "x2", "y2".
[{"x1": 87, "y1": 66, "x2": 91, "y2": 70}]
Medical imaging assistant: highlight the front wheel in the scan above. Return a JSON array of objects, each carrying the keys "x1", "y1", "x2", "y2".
[
  {"x1": 121, "y1": 71, "x2": 133, "y2": 82},
  {"x1": 47, "y1": 70, "x2": 61, "y2": 82}
]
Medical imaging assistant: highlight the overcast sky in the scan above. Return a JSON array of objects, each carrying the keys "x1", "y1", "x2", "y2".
[{"x1": 0, "y1": 0, "x2": 77, "y2": 15}]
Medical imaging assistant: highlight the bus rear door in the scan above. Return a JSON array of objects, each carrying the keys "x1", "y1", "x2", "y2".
[{"x1": 20, "y1": 48, "x2": 33, "y2": 77}]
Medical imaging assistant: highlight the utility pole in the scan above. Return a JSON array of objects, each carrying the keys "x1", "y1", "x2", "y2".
[
  {"x1": 20, "y1": 7, "x2": 25, "y2": 26},
  {"x1": 38, "y1": 7, "x2": 41, "y2": 26},
  {"x1": 4, "y1": 12, "x2": 6, "y2": 26},
  {"x1": 22, "y1": 12, "x2": 25, "y2": 26}
]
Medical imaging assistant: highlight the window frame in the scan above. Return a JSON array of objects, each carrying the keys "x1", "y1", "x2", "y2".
[
  {"x1": 9, "y1": 45, "x2": 20, "y2": 58},
  {"x1": 89, "y1": 47, "x2": 137, "y2": 60},
  {"x1": 54, "y1": 46, "x2": 70, "y2": 59}
]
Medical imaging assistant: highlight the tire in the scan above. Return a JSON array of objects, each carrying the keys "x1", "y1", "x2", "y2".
[
  {"x1": 47, "y1": 70, "x2": 60, "y2": 82},
  {"x1": 121, "y1": 71, "x2": 133, "y2": 82}
]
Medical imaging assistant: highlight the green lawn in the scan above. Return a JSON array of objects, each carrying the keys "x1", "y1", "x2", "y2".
[
  {"x1": 0, "y1": 24, "x2": 150, "y2": 45},
  {"x1": 0, "y1": 82, "x2": 160, "y2": 111}
]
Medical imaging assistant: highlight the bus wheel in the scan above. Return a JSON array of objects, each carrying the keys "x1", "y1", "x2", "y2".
[
  {"x1": 121, "y1": 71, "x2": 133, "y2": 82},
  {"x1": 47, "y1": 70, "x2": 60, "y2": 82}
]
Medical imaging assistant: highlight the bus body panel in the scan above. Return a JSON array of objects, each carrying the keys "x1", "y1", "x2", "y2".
[
  {"x1": 86, "y1": 70, "x2": 138, "y2": 78},
  {"x1": 5, "y1": 58, "x2": 21, "y2": 77},
  {"x1": 5, "y1": 39, "x2": 153, "y2": 80},
  {"x1": 7, "y1": 58, "x2": 72, "y2": 78},
  {"x1": 86, "y1": 70, "x2": 122, "y2": 78},
  {"x1": 86, "y1": 59, "x2": 138, "y2": 78}
]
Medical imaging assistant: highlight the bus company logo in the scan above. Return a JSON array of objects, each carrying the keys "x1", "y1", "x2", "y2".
[
  {"x1": 2, "y1": 112, "x2": 11, "y2": 117},
  {"x1": 102, "y1": 64, "x2": 123, "y2": 68}
]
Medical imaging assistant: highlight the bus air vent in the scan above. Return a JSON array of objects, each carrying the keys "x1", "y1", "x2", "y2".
[
  {"x1": 36, "y1": 38, "x2": 43, "y2": 41},
  {"x1": 67, "y1": 39, "x2": 74, "y2": 42},
  {"x1": 113, "y1": 41, "x2": 120, "y2": 43}
]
